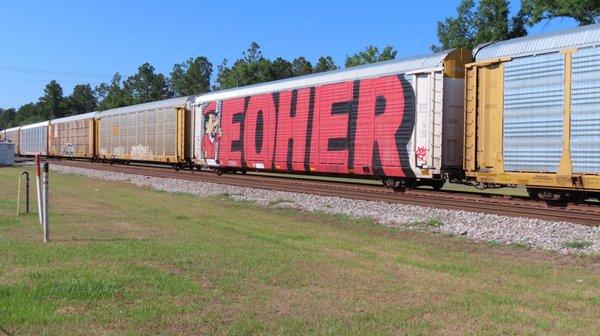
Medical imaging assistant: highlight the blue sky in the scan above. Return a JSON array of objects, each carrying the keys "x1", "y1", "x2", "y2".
[{"x1": 0, "y1": 0, "x2": 578, "y2": 109}]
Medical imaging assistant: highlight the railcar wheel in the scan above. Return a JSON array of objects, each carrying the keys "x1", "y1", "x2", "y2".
[
  {"x1": 432, "y1": 180, "x2": 445, "y2": 191},
  {"x1": 567, "y1": 191, "x2": 586, "y2": 204},
  {"x1": 382, "y1": 178, "x2": 397, "y2": 188},
  {"x1": 526, "y1": 188, "x2": 539, "y2": 200},
  {"x1": 241, "y1": 170, "x2": 247, "y2": 175}
]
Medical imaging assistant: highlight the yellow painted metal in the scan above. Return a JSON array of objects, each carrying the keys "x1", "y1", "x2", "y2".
[
  {"x1": 176, "y1": 107, "x2": 185, "y2": 161},
  {"x1": 557, "y1": 50, "x2": 574, "y2": 176},
  {"x1": 97, "y1": 105, "x2": 187, "y2": 163},
  {"x1": 475, "y1": 62, "x2": 504, "y2": 171},
  {"x1": 464, "y1": 65, "x2": 477, "y2": 171},
  {"x1": 48, "y1": 118, "x2": 95, "y2": 158},
  {"x1": 466, "y1": 50, "x2": 600, "y2": 192},
  {"x1": 443, "y1": 48, "x2": 473, "y2": 78}
]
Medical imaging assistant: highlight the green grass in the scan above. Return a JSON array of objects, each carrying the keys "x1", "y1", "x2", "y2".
[
  {"x1": 563, "y1": 240, "x2": 594, "y2": 249},
  {"x1": 0, "y1": 166, "x2": 598, "y2": 335}
]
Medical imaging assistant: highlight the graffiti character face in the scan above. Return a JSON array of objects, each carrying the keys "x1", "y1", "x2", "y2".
[{"x1": 205, "y1": 112, "x2": 221, "y2": 143}]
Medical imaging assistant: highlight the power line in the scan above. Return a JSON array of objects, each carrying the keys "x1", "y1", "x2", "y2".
[
  {"x1": 0, "y1": 66, "x2": 111, "y2": 78},
  {"x1": 0, "y1": 77, "x2": 89, "y2": 84}
]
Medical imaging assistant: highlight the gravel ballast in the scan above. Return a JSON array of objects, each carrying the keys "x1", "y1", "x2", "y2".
[{"x1": 51, "y1": 164, "x2": 600, "y2": 255}]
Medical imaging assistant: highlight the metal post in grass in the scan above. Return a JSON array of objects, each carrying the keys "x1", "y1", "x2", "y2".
[
  {"x1": 35, "y1": 154, "x2": 43, "y2": 224},
  {"x1": 42, "y1": 162, "x2": 49, "y2": 243},
  {"x1": 16, "y1": 171, "x2": 30, "y2": 216}
]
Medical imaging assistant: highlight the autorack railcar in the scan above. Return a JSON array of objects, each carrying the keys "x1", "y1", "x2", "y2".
[
  {"x1": 19, "y1": 121, "x2": 49, "y2": 156},
  {"x1": 192, "y1": 48, "x2": 472, "y2": 189},
  {"x1": 464, "y1": 23, "x2": 600, "y2": 200},
  {"x1": 95, "y1": 97, "x2": 194, "y2": 167},
  {"x1": 2, "y1": 127, "x2": 20, "y2": 154},
  {"x1": 48, "y1": 112, "x2": 98, "y2": 159}
]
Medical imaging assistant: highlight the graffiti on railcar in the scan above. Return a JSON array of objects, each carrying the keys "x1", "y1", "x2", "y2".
[
  {"x1": 201, "y1": 101, "x2": 222, "y2": 164},
  {"x1": 131, "y1": 145, "x2": 154, "y2": 160},
  {"x1": 60, "y1": 143, "x2": 75, "y2": 157},
  {"x1": 198, "y1": 74, "x2": 415, "y2": 177}
]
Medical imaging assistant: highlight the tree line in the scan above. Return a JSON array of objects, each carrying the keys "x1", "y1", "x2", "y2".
[{"x1": 1, "y1": 0, "x2": 597, "y2": 130}]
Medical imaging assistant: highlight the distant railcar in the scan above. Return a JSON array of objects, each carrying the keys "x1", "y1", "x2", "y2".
[
  {"x1": 19, "y1": 121, "x2": 49, "y2": 156},
  {"x1": 48, "y1": 112, "x2": 98, "y2": 158},
  {"x1": 464, "y1": 24, "x2": 600, "y2": 200},
  {"x1": 96, "y1": 97, "x2": 193, "y2": 165},
  {"x1": 192, "y1": 49, "x2": 472, "y2": 189},
  {"x1": 2, "y1": 127, "x2": 20, "y2": 154}
]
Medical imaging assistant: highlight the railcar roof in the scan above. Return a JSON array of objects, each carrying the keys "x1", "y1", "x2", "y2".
[
  {"x1": 98, "y1": 96, "x2": 193, "y2": 118},
  {"x1": 51, "y1": 112, "x2": 99, "y2": 124},
  {"x1": 475, "y1": 23, "x2": 600, "y2": 60},
  {"x1": 3, "y1": 126, "x2": 21, "y2": 132},
  {"x1": 20, "y1": 121, "x2": 49, "y2": 130},
  {"x1": 195, "y1": 50, "x2": 454, "y2": 103}
]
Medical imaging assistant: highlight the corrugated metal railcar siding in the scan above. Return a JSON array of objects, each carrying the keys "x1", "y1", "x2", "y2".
[
  {"x1": 20, "y1": 126, "x2": 48, "y2": 155},
  {"x1": 99, "y1": 107, "x2": 178, "y2": 161},
  {"x1": 503, "y1": 53, "x2": 564, "y2": 172},
  {"x1": 571, "y1": 46, "x2": 600, "y2": 174},
  {"x1": 50, "y1": 119, "x2": 93, "y2": 157}
]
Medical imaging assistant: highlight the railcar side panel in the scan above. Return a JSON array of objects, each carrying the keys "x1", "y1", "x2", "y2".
[
  {"x1": 19, "y1": 123, "x2": 48, "y2": 156},
  {"x1": 194, "y1": 73, "x2": 452, "y2": 178},
  {"x1": 571, "y1": 47, "x2": 600, "y2": 174},
  {"x1": 465, "y1": 43, "x2": 600, "y2": 192},
  {"x1": 49, "y1": 118, "x2": 95, "y2": 158},
  {"x1": 97, "y1": 105, "x2": 186, "y2": 163},
  {"x1": 3, "y1": 128, "x2": 19, "y2": 154}
]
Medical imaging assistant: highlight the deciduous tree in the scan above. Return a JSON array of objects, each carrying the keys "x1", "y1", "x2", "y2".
[
  {"x1": 96, "y1": 73, "x2": 134, "y2": 110},
  {"x1": 521, "y1": 0, "x2": 600, "y2": 26},
  {"x1": 314, "y1": 56, "x2": 338, "y2": 73},
  {"x1": 291, "y1": 56, "x2": 313, "y2": 76},
  {"x1": 345, "y1": 45, "x2": 397, "y2": 67},
  {"x1": 38, "y1": 80, "x2": 66, "y2": 119},
  {"x1": 432, "y1": 0, "x2": 527, "y2": 51},
  {"x1": 125, "y1": 63, "x2": 172, "y2": 104},
  {"x1": 67, "y1": 84, "x2": 97, "y2": 115},
  {"x1": 171, "y1": 56, "x2": 212, "y2": 97}
]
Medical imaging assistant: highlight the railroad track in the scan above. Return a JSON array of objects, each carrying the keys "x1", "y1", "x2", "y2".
[{"x1": 48, "y1": 159, "x2": 600, "y2": 227}]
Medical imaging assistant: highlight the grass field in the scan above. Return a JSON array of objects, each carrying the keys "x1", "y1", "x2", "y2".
[{"x1": 0, "y1": 166, "x2": 598, "y2": 335}]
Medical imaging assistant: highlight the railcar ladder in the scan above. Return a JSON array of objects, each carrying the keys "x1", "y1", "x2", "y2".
[{"x1": 431, "y1": 71, "x2": 444, "y2": 170}]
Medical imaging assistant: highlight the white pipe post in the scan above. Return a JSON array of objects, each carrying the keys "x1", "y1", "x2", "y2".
[
  {"x1": 42, "y1": 162, "x2": 49, "y2": 243},
  {"x1": 35, "y1": 154, "x2": 43, "y2": 225}
]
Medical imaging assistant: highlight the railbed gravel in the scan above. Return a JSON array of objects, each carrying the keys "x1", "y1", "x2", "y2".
[{"x1": 51, "y1": 164, "x2": 600, "y2": 255}]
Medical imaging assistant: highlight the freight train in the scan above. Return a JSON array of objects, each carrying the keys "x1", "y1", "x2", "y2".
[{"x1": 2, "y1": 24, "x2": 600, "y2": 202}]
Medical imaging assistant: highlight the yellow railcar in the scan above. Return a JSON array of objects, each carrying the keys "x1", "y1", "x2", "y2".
[
  {"x1": 95, "y1": 97, "x2": 193, "y2": 166},
  {"x1": 464, "y1": 24, "x2": 600, "y2": 200},
  {"x1": 48, "y1": 112, "x2": 98, "y2": 158}
]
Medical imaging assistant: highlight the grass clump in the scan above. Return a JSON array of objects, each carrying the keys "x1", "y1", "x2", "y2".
[
  {"x1": 267, "y1": 198, "x2": 293, "y2": 207},
  {"x1": 563, "y1": 240, "x2": 593, "y2": 249},
  {"x1": 511, "y1": 242, "x2": 531, "y2": 249},
  {"x1": 426, "y1": 218, "x2": 443, "y2": 227}
]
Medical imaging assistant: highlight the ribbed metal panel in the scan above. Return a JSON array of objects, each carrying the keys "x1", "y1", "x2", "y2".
[
  {"x1": 99, "y1": 97, "x2": 192, "y2": 118},
  {"x1": 98, "y1": 106, "x2": 178, "y2": 161},
  {"x1": 503, "y1": 53, "x2": 564, "y2": 172},
  {"x1": 476, "y1": 23, "x2": 600, "y2": 60},
  {"x1": 20, "y1": 122, "x2": 49, "y2": 155},
  {"x1": 195, "y1": 51, "x2": 450, "y2": 104},
  {"x1": 51, "y1": 112, "x2": 98, "y2": 124},
  {"x1": 571, "y1": 46, "x2": 600, "y2": 174}
]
